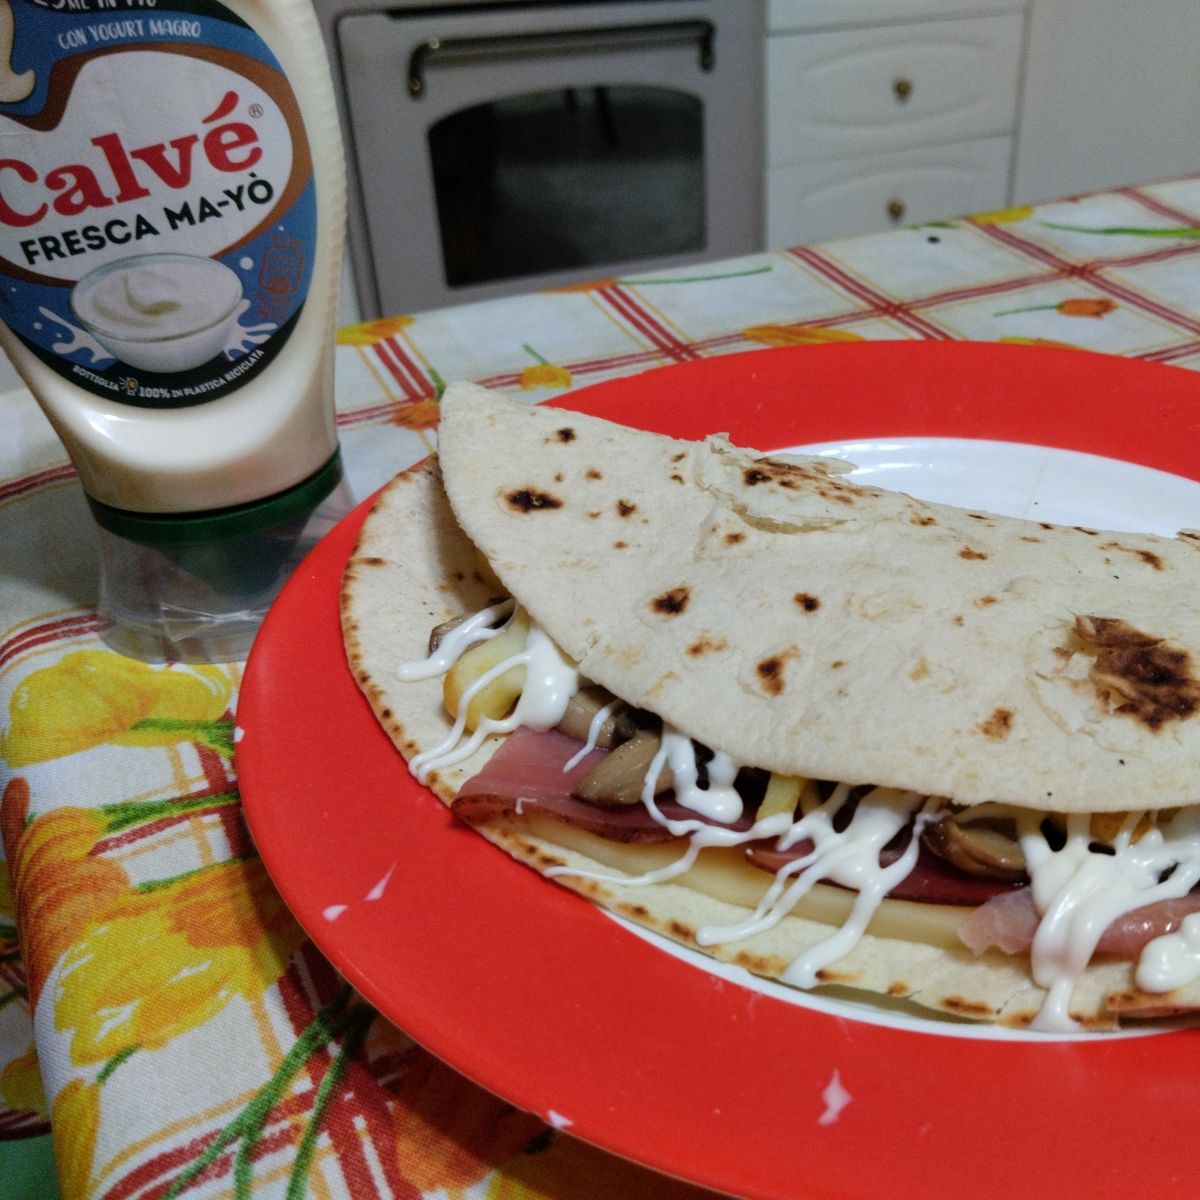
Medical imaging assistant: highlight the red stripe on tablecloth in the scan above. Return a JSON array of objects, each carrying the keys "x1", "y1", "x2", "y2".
[
  {"x1": 373, "y1": 336, "x2": 433, "y2": 402},
  {"x1": 0, "y1": 614, "x2": 101, "y2": 668},
  {"x1": 973, "y1": 222, "x2": 1200, "y2": 335},
  {"x1": 92, "y1": 794, "x2": 242, "y2": 854},
  {"x1": 1134, "y1": 340, "x2": 1200, "y2": 365},
  {"x1": 1119, "y1": 185, "x2": 1200, "y2": 227},
  {"x1": 275, "y1": 952, "x2": 394, "y2": 1197},
  {"x1": 0, "y1": 462, "x2": 76, "y2": 504},
  {"x1": 597, "y1": 285, "x2": 704, "y2": 362},
  {"x1": 0, "y1": 1112, "x2": 51, "y2": 1140},
  {"x1": 196, "y1": 738, "x2": 235, "y2": 795},
  {"x1": 788, "y1": 247, "x2": 953, "y2": 340}
]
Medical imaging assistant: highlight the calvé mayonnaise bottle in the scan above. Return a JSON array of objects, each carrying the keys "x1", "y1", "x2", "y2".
[{"x1": 0, "y1": 0, "x2": 351, "y2": 661}]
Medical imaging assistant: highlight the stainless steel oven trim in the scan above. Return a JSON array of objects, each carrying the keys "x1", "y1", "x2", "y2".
[{"x1": 315, "y1": 0, "x2": 764, "y2": 319}]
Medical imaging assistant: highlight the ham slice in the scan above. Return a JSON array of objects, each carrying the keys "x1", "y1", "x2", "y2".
[
  {"x1": 453, "y1": 726, "x2": 753, "y2": 843},
  {"x1": 747, "y1": 841, "x2": 1015, "y2": 907},
  {"x1": 959, "y1": 887, "x2": 1200, "y2": 960}
]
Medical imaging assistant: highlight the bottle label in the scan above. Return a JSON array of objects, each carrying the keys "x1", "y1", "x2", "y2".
[{"x1": 0, "y1": 0, "x2": 316, "y2": 407}]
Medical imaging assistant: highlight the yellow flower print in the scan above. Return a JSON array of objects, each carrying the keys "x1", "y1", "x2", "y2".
[
  {"x1": 2, "y1": 650, "x2": 234, "y2": 766},
  {"x1": 970, "y1": 205, "x2": 1035, "y2": 225},
  {"x1": 389, "y1": 398, "x2": 442, "y2": 431},
  {"x1": 336, "y1": 315, "x2": 415, "y2": 346},
  {"x1": 518, "y1": 344, "x2": 572, "y2": 391},
  {"x1": 0, "y1": 1046, "x2": 48, "y2": 1117},
  {"x1": 2, "y1": 779, "x2": 128, "y2": 1007},
  {"x1": 998, "y1": 336, "x2": 1082, "y2": 351},
  {"x1": 54, "y1": 858, "x2": 304, "y2": 1068},
  {"x1": 744, "y1": 323, "x2": 864, "y2": 347},
  {"x1": 52, "y1": 1078, "x2": 100, "y2": 1200}
]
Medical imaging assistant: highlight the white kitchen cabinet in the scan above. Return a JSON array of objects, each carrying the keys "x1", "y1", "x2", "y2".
[
  {"x1": 767, "y1": 135, "x2": 1012, "y2": 247},
  {"x1": 765, "y1": 6, "x2": 1025, "y2": 248},
  {"x1": 1013, "y1": 0, "x2": 1200, "y2": 203}
]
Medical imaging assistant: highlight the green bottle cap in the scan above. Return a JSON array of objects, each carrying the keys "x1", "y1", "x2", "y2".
[{"x1": 86, "y1": 450, "x2": 344, "y2": 547}]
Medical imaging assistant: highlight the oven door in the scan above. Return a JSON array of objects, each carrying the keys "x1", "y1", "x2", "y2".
[{"x1": 334, "y1": 1, "x2": 764, "y2": 317}]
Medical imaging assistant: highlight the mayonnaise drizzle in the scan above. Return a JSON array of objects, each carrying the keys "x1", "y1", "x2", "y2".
[
  {"x1": 407, "y1": 621, "x2": 579, "y2": 782},
  {"x1": 563, "y1": 700, "x2": 624, "y2": 773},
  {"x1": 398, "y1": 601, "x2": 1200, "y2": 1023},
  {"x1": 696, "y1": 784, "x2": 933, "y2": 989},
  {"x1": 1018, "y1": 807, "x2": 1200, "y2": 1031},
  {"x1": 397, "y1": 599, "x2": 515, "y2": 682},
  {"x1": 1138, "y1": 912, "x2": 1200, "y2": 993}
]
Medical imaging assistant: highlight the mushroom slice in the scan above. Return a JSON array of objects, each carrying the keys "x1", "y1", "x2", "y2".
[
  {"x1": 572, "y1": 729, "x2": 672, "y2": 808},
  {"x1": 556, "y1": 685, "x2": 635, "y2": 748},
  {"x1": 922, "y1": 803, "x2": 1027, "y2": 882}
]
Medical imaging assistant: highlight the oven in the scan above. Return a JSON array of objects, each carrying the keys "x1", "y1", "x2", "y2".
[{"x1": 315, "y1": 0, "x2": 764, "y2": 318}]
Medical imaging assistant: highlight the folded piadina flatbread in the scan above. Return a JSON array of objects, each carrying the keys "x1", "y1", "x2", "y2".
[{"x1": 341, "y1": 381, "x2": 1200, "y2": 1032}]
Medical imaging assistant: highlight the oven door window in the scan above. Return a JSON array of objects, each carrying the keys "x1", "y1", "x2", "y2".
[
  {"x1": 429, "y1": 86, "x2": 704, "y2": 289},
  {"x1": 336, "y1": 3, "x2": 763, "y2": 316}
]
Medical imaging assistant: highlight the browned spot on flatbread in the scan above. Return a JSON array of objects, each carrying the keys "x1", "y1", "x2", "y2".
[
  {"x1": 616, "y1": 499, "x2": 637, "y2": 518},
  {"x1": 1100, "y1": 541, "x2": 1165, "y2": 570},
  {"x1": 670, "y1": 473, "x2": 684, "y2": 483},
  {"x1": 651, "y1": 586, "x2": 691, "y2": 616},
  {"x1": 585, "y1": 467, "x2": 603, "y2": 480},
  {"x1": 979, "y1": 707, "x2": 1014, "y2": 741},
  {"x1": 911, "y1": 513, "x2": 938, "y2": 526},
  {"x1": 1075, "y1": 615, "x2": 1200, "y2": 729},
  {"x1": 959, "y1": 546, "x2": 988, "y2": 561},
  {"x1": 554, "y1": 427, "x2": 576, "y2": 442},
  {"x1": 687, "y1": 633, "x2": 728, "y2": 657},
  {"x1": 757, "y1": 648, "x2": 802, "y2": 696},
  {"x1": 1074, "y1": 526, "x2": 1099, "y2": 536},
  {"x1": 831, "y1": 659, "x2": 846, "y2": 670},
  {"x1": 741, "y1": 458, "x2": 836, "y2": 493},
  {"x1": 505, "y1": 487, "x2": 562, "y2": 512},
  {"x1": 975, "y1": 595, "x2": 998, "y2": 607},
  {"x1": 725, "y1": 531, "x2": 746, "y2": 546},
  {"x1": 940, "y1": 995, "x2": 995, "y2": 1017},
  {"x1": 815, "y1": 967, "x2": 859, "y2": 984},
  {"x1": 794, "y1": 592, "x2": 820, "y2": 612},
  {"x1": 667, "y1": 919, "x2": 695, "y2": 940},
  {"x1": 888, "y1": 982, "x2": 912, "y2": 997},
  {"x1": 1020, "y1": 535, "x2": 1044, "y2": 543},
  {"x1": 359, "y1": 556, "x2": 386, "y2": 566},
  {"x1": 670, "y1": 451, "x2": 686, "y2": 462},
  {"x1": 613, "y1": 541, "x2": 628, "y2": 550}
]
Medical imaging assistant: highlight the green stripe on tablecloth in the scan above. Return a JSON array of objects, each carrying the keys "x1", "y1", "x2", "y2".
[{"x1": 0, "y1": 1133, "x2": 61, "y2": 1199}]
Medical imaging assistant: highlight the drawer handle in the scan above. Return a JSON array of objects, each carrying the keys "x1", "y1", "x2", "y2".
[
  {"x1": 406, "y1": 20, "x2": 716, "y2": 98},
  {"x1": 893, "y1": 77, "x2": 913, "y2": 103},
  {"x1": 886, "y1": 198, "x2": 906, "y2": 224}
]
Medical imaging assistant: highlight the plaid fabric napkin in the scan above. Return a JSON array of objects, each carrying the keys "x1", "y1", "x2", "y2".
[{"x1": 5, "y1": 179, "x2": 1200, "y2": 1198}]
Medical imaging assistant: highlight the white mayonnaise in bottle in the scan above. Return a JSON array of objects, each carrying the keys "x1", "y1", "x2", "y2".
[{"x1": 0, "y1": 0, "x2": 352, "y2": 661}]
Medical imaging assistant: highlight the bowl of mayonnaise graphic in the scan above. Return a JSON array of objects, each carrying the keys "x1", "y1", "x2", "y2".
[{"x1": 71, "y1": 253, "x2": 244, "y2": 373}]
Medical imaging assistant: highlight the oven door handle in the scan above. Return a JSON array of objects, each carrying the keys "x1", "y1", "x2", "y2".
[{"x1": 407, "y1": 20, "x2": 716, "y2": 98}]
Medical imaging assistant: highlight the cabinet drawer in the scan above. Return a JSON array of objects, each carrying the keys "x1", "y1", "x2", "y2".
[
  {"x1": 767, "y1": 14, "x2": 1023, "y2": 166},
  {"x1": 766, "y1": 135, "x2": 1012, "y2": 248}
]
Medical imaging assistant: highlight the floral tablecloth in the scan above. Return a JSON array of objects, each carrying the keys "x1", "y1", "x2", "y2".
[{"x1": 6, "y1": 177, "x2": 1200, "y2": 1198}]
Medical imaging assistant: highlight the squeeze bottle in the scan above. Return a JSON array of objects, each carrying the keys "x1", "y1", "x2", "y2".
[{"x1": 0, "y1": 0, "x2": 352, "y2": 661}]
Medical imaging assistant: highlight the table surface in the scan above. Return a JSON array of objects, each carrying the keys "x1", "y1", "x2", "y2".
[{"x1": 5, "y1": 179, "x2": 1200, "y2": 1199}]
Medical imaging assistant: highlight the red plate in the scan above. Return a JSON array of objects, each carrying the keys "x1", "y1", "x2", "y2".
[{"x1": 239, "y1": 343, "x2": 1200, "y2": 1200}]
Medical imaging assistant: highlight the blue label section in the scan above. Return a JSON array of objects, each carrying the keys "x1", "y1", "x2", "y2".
[{"x1": 0, "y1": 1, "x2": 317, "y2": 407}]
